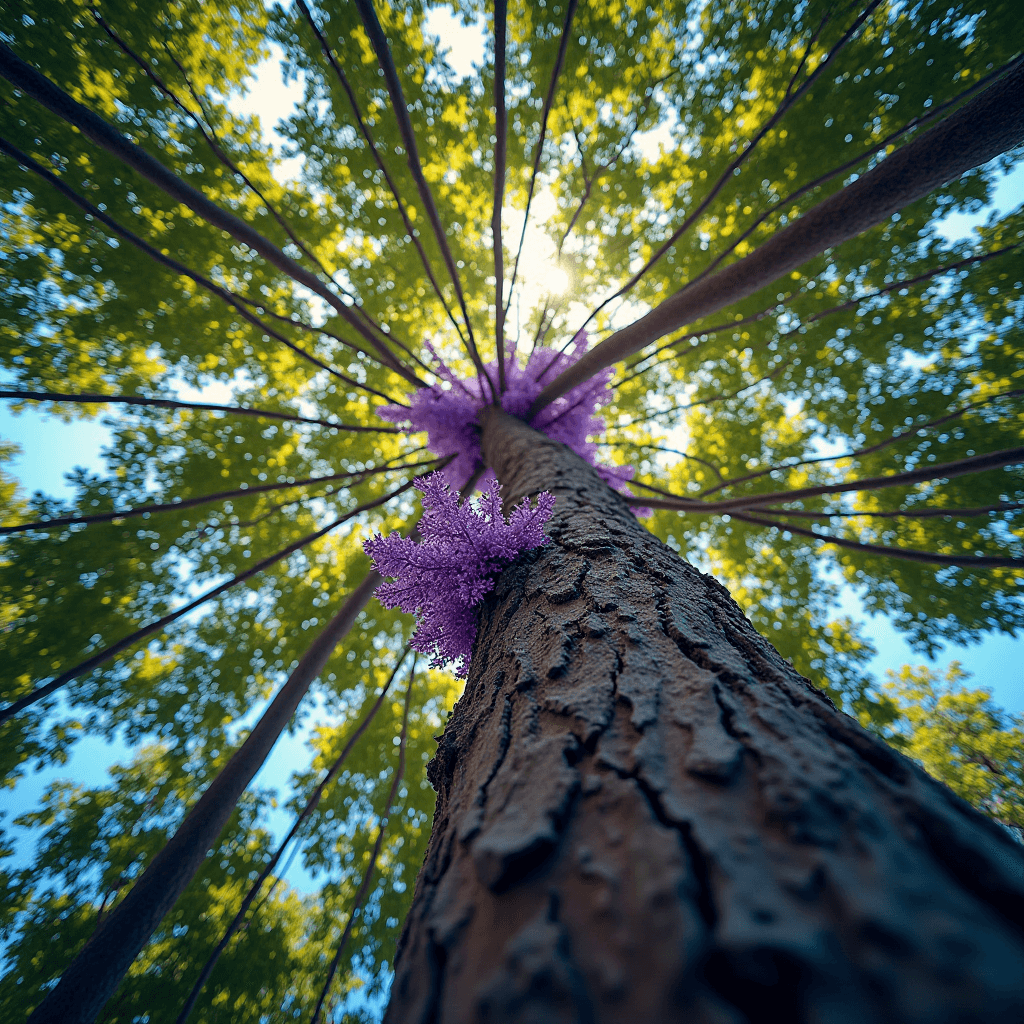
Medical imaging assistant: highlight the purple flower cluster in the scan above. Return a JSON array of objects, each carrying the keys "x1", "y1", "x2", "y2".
[
  {"x1": 365, "y1": 472, "x2": 555, "y2": 675},
  {"x1": 377, "y1": 335, "x2": 639, "y2": 501}
]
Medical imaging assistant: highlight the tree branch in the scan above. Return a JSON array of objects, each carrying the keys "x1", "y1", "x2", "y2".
[
  {"x1": 756, "y1": 501, "x2": 1024, "y2": 520},
  {"x1": 174, "y1": 646, "x2": 413, "y2": 1024},
  {"x1": 309, "y1": 659, "x2": 415, "y2": 1024},
  {"x1": 0, "y1": 42, "x2": 421, "y2": 384},
  {"x1": 569, "y1": 1, "x2": 881, "y2": 340},
  {"x1": 0, "y1": 455, "x2": 437, "y2": 536},
  {"x1": 0, "y1": 137, "x2": 413, "y2": 402},
  {"x1": 529, "y1": 54, "x2": 1024, "y2": 415},
  {"x1": 294, "y1": 0, "x2": 468, "y2": 354},
  {"x1": 627, "y1": 445, "x2": 1024, "y2": 514},
  {"x1": 350, "y1": 0, "x2": 489, "y2": 392},
  {"x1": 0, "y1": 464, "x2": 442, "y2": 723},
  {"x1": 493, "y1": 0, "x2": 509, "y2": 393},
  {"x1": 504, "y1": 0, "x2": 579, "y2": 315},
  {"x1": 92, "y1": 10, "x2": 372, "y2": 319},
  {"x1": 694, "y1": 387, "x2": 1024, "y2": 499},
  {"x1": 22, "y1": 563, "x2": 395, "y2": 1024},
  {"x1": 688, "y1": 55, "x2": 1022, "y2": 291},
  {"x1": 0, "y1": 388, "x2": 401, "y2": 434},
  {"x1": 618, "y1": 243, "x2": 1020, "y2": 385},
  {"x1": 733, "y1": 510, "x2": 1024, "y2": 568}
]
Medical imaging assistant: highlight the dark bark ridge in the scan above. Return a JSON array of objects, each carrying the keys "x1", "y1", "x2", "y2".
[{"x1": 384, "y1": 408, "x2": 1024, "y2": 1024}]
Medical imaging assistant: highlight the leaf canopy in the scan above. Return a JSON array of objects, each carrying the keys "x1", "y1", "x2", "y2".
[{"x1": 1, "y1": 0, "x2": 1022, "y2": 1018}]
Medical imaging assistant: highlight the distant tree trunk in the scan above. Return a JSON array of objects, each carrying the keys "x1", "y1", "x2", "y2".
[{"x1": 384, "y1": 408, "x2": 1024, "y2": 1024}]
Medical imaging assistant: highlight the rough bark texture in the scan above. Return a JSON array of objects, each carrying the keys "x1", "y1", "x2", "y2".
[{"x1": 384, "y1": 408, "x2": 1024, "y2": 1024}]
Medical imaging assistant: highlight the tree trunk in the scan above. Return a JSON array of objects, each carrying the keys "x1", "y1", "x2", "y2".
[{"x1": 384, "y1": 408, "x2": 1024, "y2": 1024}]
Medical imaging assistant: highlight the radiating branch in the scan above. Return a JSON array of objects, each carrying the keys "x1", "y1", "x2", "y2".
[
  {"x1": 695, "y1": 387, "x2": 1024, "y2": 499},
  {"x1": 0, "y1": 137, "x2": 412, "y2": 403},
  {"x1": 0, "y1": 455, "x2": 437, "y2": 536},
  {"x1": 733, "y1": 510, "x2": 1024, "y2": 568},
  {"x1": 617, "y1": 237, "x2": 1019, "y2": 388},
  {"x1": 505, "y1": 0, "x2": 579, "y2": 315},
  {"x1": 92, "y1": 11, "x2": 367, "y2": 311},
  {"x1": 627, "y1": 445, "x2": 1024, "y2": 514},
  {"x1": 231, "y1": 293, "x2": 434, "y2": 380},
  {"x1": 0, "y1": 42, "x2": 422, "y2": 384},
  {"x1": 21, "y1": 557, "x2": 397, "y2": 1024},
  {"x1": 308, "y1": 658, "x2": 415, "y2": 1024},
  {"x1": 0, "y1": 388, "x2": 401, "y2": 434},
  {"x1": 350, "y1": 0, "x2": 489, "y2": 392},
  {"x1": 756, "y1": 501, "x2": 1024, "y2": 520},
  {"x1": 307, "y1": 659, "x2": 415, "y2": 1019},
  {"x1": 294, "y1": 0, "x2": 468, "y2": 353},
  {"x1": 688, "y1": 56, "x2": 1022, "y2": 290},
  {"x1": 570, "y1": 1, "x2": 881, "y2": 340},
  {"x1": 529, "y1": 54, "x2": 1024, "y2": 416},
  {"x1": 493, "y1": 0, "x2": 509, "y2": 393},
  {"x1": 0, "y1": 464, "x2": 442, "y2": 723},
  {"x1": 174, "y1": 646, "x2": 413, "y2": 1024},
  {"x1": 599, "y1": 440, "x2": 727, "y2": 482}
]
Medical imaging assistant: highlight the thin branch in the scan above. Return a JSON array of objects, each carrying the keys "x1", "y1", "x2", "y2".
[
  {"x1": 555, "y1": 72, "x2": 672, "y2": 258},
  {"x1": 92, "y1": 11, "x2": 367, "y2": 313},
  {"x1": 625, "y1": 445, "x2": 1024, "y2": 514},
  {"x1": 0, "y1": 42, "x2": 422, "y2": 384},
  {"x1": 0, "y1": 455, "x2": 437, "y2": 536},
  {"x1": 294, "y1": 0, "x2": 467, "y2": 352},
  {"x1": 23, "y1": 561, "x2": 390, "y2": 1024},
  {"x1": 309, "y1": 658, "x2": 416, "y2": 1024},
  {"x1": 571, "y1": 1, "x2": 880, "y2": 340},
  {"x1": 756, "y1": 501, "x2": 1024, "y2": 520},
  {"x1": 0, "y1": 388, "x2": 401, "y2": 433},
  {"x1": 504, "y1": 0, "x2": 579, "y2": 313},
  {"x1": 493, "y1": 0, "x2": 509, "y2": 393},
  {"x1": 0, "y1": 138, "x2": 411, "y2": 405},
  {"x1": 230, "y1": 293, "x2": 436, "y2": 381},
  {"x1": 695, "y1": 387, "x2": 1024, "y2": 499},
  {"x1": 617, "y1": 230, "x2": 1019, "y2": 388},
  {"x1": 688, "y1": 55, "x2": 1023, "y2": 290},
  {"x1": 528, "y1": 54, "x2": 1024, "y2": 416},
  {"x1": 350, "y1": 0, "x2": 488, "y2": 391},
  {"x1": 733, "y1": 510, "x2": 1024, "y2": 568},
  {"x1": 597, "y1": 440, "x2": 726, "y2": 482},
  {"x1": 0, "y1": 463, "x2": 444, "y2": 723},
  {"x1": 175, "y1": 646, "x2": 413, "y2": 1024}
]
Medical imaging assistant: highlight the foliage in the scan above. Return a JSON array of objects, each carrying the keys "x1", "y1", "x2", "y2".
[
  {"x1": 0, "y1": 0, "x2": 1022, "y2": 1018},
  {"x1": 366, "y1": 473, "x2": 554, "y2": 673},
  {"x1": 882, "y1": 662, "x2": 1024, "y2": 842}
]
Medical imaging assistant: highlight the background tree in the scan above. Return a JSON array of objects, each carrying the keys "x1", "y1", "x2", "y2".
[{"x1": 0, "y1": 0, "x2": 1022, "y2": 1020}]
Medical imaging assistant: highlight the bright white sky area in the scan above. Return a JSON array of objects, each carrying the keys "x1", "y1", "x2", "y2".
[{"x1": 2, "y1": 6, "x2": 1023, "y2": 908}]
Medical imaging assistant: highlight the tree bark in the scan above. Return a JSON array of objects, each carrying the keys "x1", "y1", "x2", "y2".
[{"x1": 384, "y1": 408, "x2": 1024, "y2": 1024}]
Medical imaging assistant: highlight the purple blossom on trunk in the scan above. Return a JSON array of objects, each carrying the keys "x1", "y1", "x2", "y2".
[
  {"x1": 377, "y1": 335, "x2": 648, "y2": 513},
  {"x1": 364, "y1": 472, "x2": 556, "y2": 675}
]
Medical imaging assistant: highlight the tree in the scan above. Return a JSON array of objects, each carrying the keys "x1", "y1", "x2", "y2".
[
  {"x1": 0, "y1": 0, "x2": 1022, "y2": 1020},
  {"x1": 881, "y1": 662, "x2": 1024, "y2": 842}
]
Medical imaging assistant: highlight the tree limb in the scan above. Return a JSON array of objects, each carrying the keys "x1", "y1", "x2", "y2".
[
  {"x1": 0, "y1": 42, "x2": 421, "y2": 384},
  {"x1": 733, "y1": 510, "x2": 1024, "y2": 569},
  {"x1": 529, "y1": 55, "x2": 1024, "y2": 415}
]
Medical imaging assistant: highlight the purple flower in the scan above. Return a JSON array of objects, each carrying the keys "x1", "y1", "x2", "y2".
[
  {"x1": 365, "y1": 473, "x2": 556, "y2": 675},
  {"x1": 377, "y1": 334, "x2": 649, "y2": 513}
]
